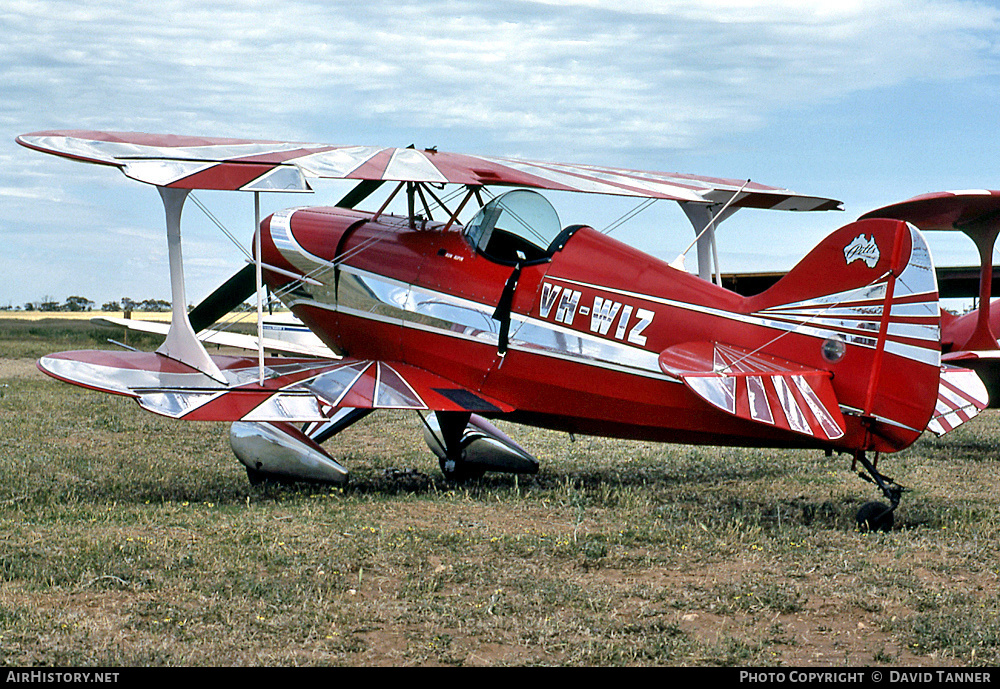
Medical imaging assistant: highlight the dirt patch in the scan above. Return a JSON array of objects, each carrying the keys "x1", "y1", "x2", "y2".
[{"x1": 0, "y1": 358, "x2": 43, "y2": 379}]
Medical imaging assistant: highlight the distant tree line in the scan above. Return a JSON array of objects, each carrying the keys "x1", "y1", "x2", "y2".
[
  {"x1": 4, "y1": 296, "x2": 258, "y2": 313},
  {"x1": 11, "y1": 297, "x2": 172, "y2": 313}
]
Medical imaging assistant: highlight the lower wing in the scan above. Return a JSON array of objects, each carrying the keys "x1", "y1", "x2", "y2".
[{"x1": 38, "y1": 350, "x2": 511, "y2": 422}]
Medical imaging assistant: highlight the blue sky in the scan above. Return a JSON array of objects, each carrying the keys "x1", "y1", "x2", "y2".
[{"x1": 3, "y1": 0, "x2": 1000, "y2": 308}]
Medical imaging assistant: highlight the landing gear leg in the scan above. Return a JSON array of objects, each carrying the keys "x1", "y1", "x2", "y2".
[
  {"x1": 853, "y1": 450, "x2": 903, "y2": 532},
  {"x1": 433, "y1": 411, "x2": 484, "y2": 482}
]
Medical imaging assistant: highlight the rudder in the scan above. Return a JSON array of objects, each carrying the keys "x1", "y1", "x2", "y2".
[{"x1": 747, "y1": 218, "x2": 941, "y2": 452}]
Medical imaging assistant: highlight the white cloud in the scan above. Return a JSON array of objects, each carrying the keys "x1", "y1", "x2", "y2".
[{"x1": 5, "y1": 0, "x2": 998, "y2": 154}]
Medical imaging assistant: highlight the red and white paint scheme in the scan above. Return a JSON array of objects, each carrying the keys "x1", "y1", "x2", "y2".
[{"x1": 16, "y1": 130, "x2": 989, "y2": 528}]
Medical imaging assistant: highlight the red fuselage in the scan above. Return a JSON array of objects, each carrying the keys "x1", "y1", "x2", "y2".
[{"x1": 258, "y1": 203, "x2": 939, "y2": 453}]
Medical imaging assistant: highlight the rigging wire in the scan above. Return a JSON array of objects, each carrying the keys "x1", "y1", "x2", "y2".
[
  {"x1": 674, "y1": 180, "x2": 751, "y2": 262},
  {"x1": 189, "y1": 181, "x2": 494, "y2": 340},
  {"x1": 187, "y1": 191, "x2": 390, "y2": 338},
  {"x1": 190, "y1": 192, "x2": 253, "y2": 261},
  {"x1": 601, "y1": 197, "x2": 658, "y2": 235}
]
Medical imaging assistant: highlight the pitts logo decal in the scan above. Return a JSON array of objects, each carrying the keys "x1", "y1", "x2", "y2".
[
  {"x1": 844, "y1": 234, "x2": 880, "y2": 268},
  {"x1": 539, "y1": 283, "x2": 654, "y2": 346}
]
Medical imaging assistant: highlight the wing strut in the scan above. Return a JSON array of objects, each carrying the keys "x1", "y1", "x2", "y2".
[
  {"x1": 674, "y1": 180, "x2": 751, "y2": 283},
  {"x1": 959, "y1": 221, "x2": 1000, "y2": 351},
  {"x1": 254, "y1": 191, "x2": 265, "y2": 385},
  {"x1": 155, "y1": 187, "x2": 226, "y2": 383}
]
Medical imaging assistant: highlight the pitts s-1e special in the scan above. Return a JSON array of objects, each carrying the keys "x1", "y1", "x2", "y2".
[{"x1": 16, "y1": 130, "x2": 990, "y2": 530}]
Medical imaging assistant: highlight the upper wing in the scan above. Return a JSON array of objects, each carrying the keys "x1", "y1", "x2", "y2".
[
  {"x1": 658, "y1": 341, "x2": 846, "y2": 442},
  {"x1": 38, "y1": 349, "x2": 511, "y2": 422},
  {"x1": 17, "y1": 130, "x2": 841, "y2": 210}
]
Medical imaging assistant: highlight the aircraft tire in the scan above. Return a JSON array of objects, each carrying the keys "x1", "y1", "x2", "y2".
[
  {"x1": 246, "y1": 466, "x2": 267, "y2": 485},
  {"x1": 439, "y1": 457, "x2": 486, "y2": 482},
  {"x1": 856, "y1": 501, "x2": 894, "y2": 533}
]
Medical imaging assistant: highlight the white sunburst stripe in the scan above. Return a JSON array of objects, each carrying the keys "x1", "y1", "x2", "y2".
[
  {"x1": 759, "y1": 298, "x2": 886, "y2": 315},
  {"x1": 940, "y1": 370, "x2": 990, "y2": 409},
  {"x1": 759, "y1": 298, "x2": 939, "y2": 320},
  {"x1": 753, "y1": 309, "x2": 940, "y2": 344},
  {"x1": 482, "y1": 157, "x2": 707, "y2": 201},
  {"x1": 890, "y1": 301, "x2": 941, "y2": 317},
  {"x1": 292, "y1": 146, "x2": 389, "y2": 179},
  {"x1": 883, "y1": 341, "x2": 941, "y2": 366},
  {"x1": 549, "y1": 270, "x2": 943, "y2": 367},
  {"x1": 938, "y1": 381, "x2": 975, "y2": 412},
  {"x1": 691, "y1": 343, "x2": 846, "y2": 440},
  {"x1": 927, "y1": 367, "x2": 990, "y2": 436},
  {"x1": 756, "y1": 310, "x2": 883, "y2": 327},
  {"x1": 791, "y1": 375, "x2": 846, "y2": 440},
  {"x1": 756, "y1": 283, "x2": 890, "y2": 312},
  {"x1": 757, "y1": 316, "x2": 884, "y2": 334},
  {"x1": 886, "y1": 321, "x2": 941, "y2": 342},
  {"x1": 758, "y1": 293, "x2": 938, "y2": 320},
  {"x1": 759, "y1": 305, "x2": 885, "y2": 320}
]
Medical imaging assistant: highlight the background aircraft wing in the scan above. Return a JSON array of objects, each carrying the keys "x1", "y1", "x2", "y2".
[
  {"x1": 860, "y1": 189, "x2": 1000, "y2": 229},
  {"x1": 925, "y1": 365, "x2": 990, "y2": 436},
  {"x1": 91, "y1": 316, "x2": 337, "y2": 358},
  {"x1": 17, "y1": 130, "x2": 841, "y2": 209},
  {"x1": 38, "y1": 350, "x2": 512, "y2": 422}
]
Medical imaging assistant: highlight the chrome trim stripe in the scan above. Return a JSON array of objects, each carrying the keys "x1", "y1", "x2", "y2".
[
  {"x1": 288, "y1": 293, "x2": 680, "y2": 383},
  {"x1": 279, "y1": 252, "x2": 674, "y2": 380},
  {"x1": 547, "y1": 275, "x2": 940, "y2": 366}
]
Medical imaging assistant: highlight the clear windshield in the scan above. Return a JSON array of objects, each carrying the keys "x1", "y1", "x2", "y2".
[{"x1": 464, "y1": 190, "x2": 562, "y2": 263}]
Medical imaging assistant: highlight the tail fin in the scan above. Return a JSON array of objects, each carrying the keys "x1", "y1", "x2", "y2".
[{"x1": 747, "y1": 218, "x2": 942, "y2": 452}]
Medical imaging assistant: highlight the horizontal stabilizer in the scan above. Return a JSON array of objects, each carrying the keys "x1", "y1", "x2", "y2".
[
  {"x1": 925, "y1": 365, "x2": 989, "y2": 436},
  {"x1": 659, "y1": 341, "x2": 845, "y2": 442},
  {"x1": 38, "y1": 350, "x2": 512, "y2": 422}
]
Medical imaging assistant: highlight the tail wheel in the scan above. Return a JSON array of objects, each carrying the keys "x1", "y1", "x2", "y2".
[
  {"x1": 853, "y1": 450, "x2": 902, "y2": 533},
  {"x1": 856, "y1": 501, "x2": 894, "y2": 532}
]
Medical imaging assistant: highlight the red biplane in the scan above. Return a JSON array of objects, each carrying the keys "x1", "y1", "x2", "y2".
[{"x1": 16, "y1": 130, "x2": 990, "y2": 530}]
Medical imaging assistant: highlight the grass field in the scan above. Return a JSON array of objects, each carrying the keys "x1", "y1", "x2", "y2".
[{"x1": 2, "y1": 318, "x2": 1000, "y2": 666}]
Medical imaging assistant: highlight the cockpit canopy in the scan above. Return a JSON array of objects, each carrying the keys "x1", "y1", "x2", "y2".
[{"x1": 463, "y1": 190, "x2": 564, "y2": 264}]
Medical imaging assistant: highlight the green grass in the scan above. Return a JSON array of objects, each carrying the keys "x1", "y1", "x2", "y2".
[{"x1": 2, "y1": 318, "x2": 1000, "y2": 666}]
